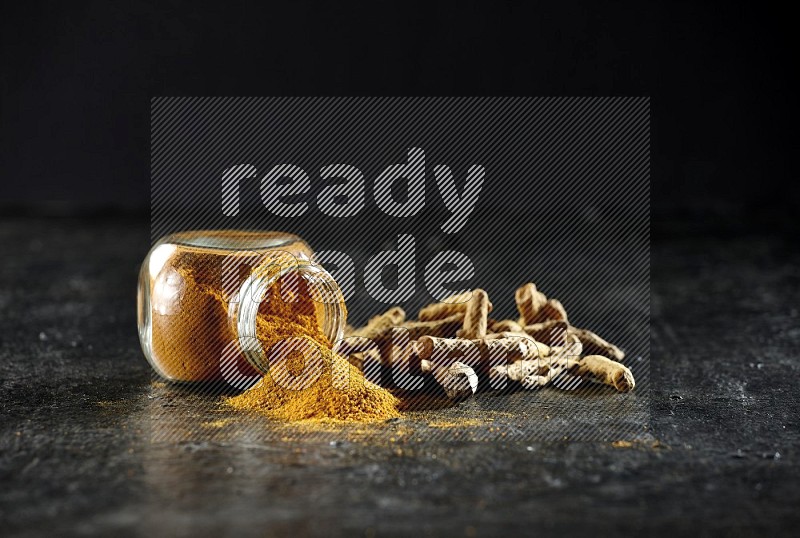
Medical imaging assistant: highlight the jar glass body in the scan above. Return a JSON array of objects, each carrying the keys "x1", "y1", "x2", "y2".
[{"x1": 137, "y1": 230, "x2": 346, "y2": 383}]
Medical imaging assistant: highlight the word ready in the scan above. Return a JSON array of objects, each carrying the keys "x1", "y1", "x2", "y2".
[{"x1": 221, "y1": 148, "x2": 485, "y2": 234}]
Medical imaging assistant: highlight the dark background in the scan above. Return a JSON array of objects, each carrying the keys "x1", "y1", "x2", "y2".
[
  {"x1": 1, "y1": 1, "x2": 795, "y2": 234},
  {"x1": 2, "y1": 2, "x2": 799, "y2": 536}
]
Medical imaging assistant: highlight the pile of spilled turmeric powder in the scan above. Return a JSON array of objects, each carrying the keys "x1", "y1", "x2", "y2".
[{"x1": 225, "y1": 278, "x2": 400, "y2": 423}]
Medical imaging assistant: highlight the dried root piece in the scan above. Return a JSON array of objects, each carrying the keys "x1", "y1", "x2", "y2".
[
  {"x1": 491, "y1": 355, "x2": 580, "y2": 389},
  {"x1": 507, "y1": 359, "x2": 547, "y2": 381},
  {"x1": 477, "y1": 337, "x2": 529, "y2": 363},
  {"x1": 570, "y1": 355, "x2": 635, "y2": 392},
  {"x1": 523, "y1": 320, "x2": 568, "y2": 347},
  {"x1": 514, "y1": 283, "x2": 570, "y2": 325},
  {"x1": 547, "y1": 356, "x2": 581, "y2": 370},
  {"x1": 412, "y1": 337, "x2": 480, "y2": 398},
  {"x1": 548, "y1": 333, "x2": 583, "y2": 360},
  {"x1": 415, "y1": 335, "x2": 538, "y2": 392},
  {"x1": 487, "y1": 318, "x2": 523, "y2": 333},
  {"x1": 484, "y1": 332, "x2": 551, "y2": 359},
  {"x1": 416, "y1": 336, "x2": 480, "y2": 361},
  {"x1": 515, "y1": 283, "x2": 548, "y2": 325},
  {"x1": 421, "y1": 359, "x2": 478, "y2": 399},
  {"x1": 488, "y1": 364, "x2": 508, "y2": 382},
  {"x1": 484, "y1": 330, "x2": 530, "y2": 339},
  {"x1": 568, "y1": 326, "x2": 625, "y2": 362},
  {"x1": 520, "y1": 368, "x2": 564, "y2": 390},
  {"x1": 539, "y1": 299, "x2": 568, "y2": 323},
  {"x1": 418, "y1": 291, "x2": 477, "y2": 321},
  {"x1": 457, "y1": 289, "x2": 491, "y2": 339},
  {"x1": 417, "y1": 335, "x2": 541, "y2": 366},
  {"x1": 400, "y1": 312, "x2": 464, "y2": 340}
]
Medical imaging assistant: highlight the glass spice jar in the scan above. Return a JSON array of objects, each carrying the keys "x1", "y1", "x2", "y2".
[{"x1": 137, "y1": 230, "x2": 347, "y2": 385}]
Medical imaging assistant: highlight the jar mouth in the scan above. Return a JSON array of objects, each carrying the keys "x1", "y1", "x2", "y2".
[
  {"x1": 235, "y1": 258, "x2": 346, "y2": 375},
  {"x1": 162, "y1": 229, "x2": 310, "y2": 253}
]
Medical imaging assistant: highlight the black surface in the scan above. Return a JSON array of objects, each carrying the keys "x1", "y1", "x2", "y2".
[{"x1": 1, "y1": 216, "x2": 798, "y2": 536}]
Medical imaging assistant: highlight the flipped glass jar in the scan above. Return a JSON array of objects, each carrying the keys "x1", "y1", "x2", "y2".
[{"x1": 137, "y1": 230, "x2": 347, "y2": 384}]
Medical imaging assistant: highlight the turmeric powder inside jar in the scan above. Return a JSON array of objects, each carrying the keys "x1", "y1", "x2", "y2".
[
  {"x1": 138, "y1": 230, "x2": 399, "y2": 422},
  {"x1": 138, "y1": 230, "x2": 325, "y2": 383}
]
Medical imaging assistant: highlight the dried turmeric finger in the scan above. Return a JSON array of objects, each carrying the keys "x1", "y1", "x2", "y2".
[
  {"x1": 569, "y1": 355, "x2": 635, "y2": 392},
  {"x1": 418, "y1": 291, "x2": 476, "y2": 321},
  {"x1": 506, "y1": 359, "x2": 548, "y2": 381},
  {"x1": 520, "y1": 364, "x2": 566, "y2": 390},
  {"x1": 515, "y1": 283, "x2": 548, "y2": 325},
  {"x1": 416, "y1": 336, "x2": 479, "y2": 361},
  {"x1": 457, "y1": 288, "x2": 491, "y2": 339},
  {"x1": 476, "y1": 337, "x2": 529, "y2": 363},
  {"x1": 522, "y1": 320, "x2": 568, "y2": 346},
  {"x1": 487, "y1": 318, "x2": 523, "y2": 333},
  {"x1": 548, "y1": 333, "x2": 582, "y2": 360},
  {"x1": 484, "y1": 332, "x2": 551, "y2": 359},
  {"x1": 421, "y1": 359, "x2": 478, "y2": 399},
  {"x1": 567, "y1": 326, "x2": 625, "y2": 362},
  {"x1": 418, "y1": 335, "x2": 536, "y2": 365},
  {"x1": 492, "y1": 356, "x2": 579, "y2": 388},
  {"x1": 539, "y1": 299, "x2": 568, "y2": 323}
]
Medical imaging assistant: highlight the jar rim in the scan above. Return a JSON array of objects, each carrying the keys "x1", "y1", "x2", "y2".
[
  {"x1": 234, "y1": 257, "x2": 346, "y2": 375},
  {"x1": 159, "y1": 229, "x2": 309, "y2": 253}
]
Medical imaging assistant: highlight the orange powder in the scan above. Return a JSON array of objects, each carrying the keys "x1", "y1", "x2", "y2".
[
  {"x1": 226, "y1": 339, "x2": 401, "y2": 422},
  {"x1": 227, "y1": 278, "x2": 400, "y2": 422},
  {"x1": 149, "y1": 250, "x2": 256, "y2": 382},
  {"x1": 254, "y1": 275, "x2": 331, "y2": 351}
]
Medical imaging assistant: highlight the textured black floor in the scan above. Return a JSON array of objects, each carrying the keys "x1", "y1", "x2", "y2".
[{"x1": 0, "y1": 216, "x2": 798, "y2": 537}]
